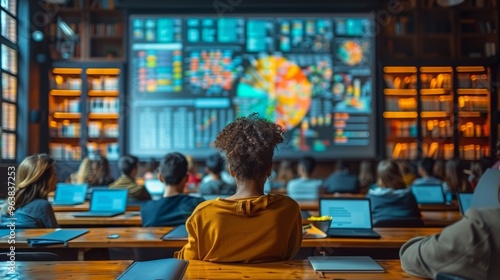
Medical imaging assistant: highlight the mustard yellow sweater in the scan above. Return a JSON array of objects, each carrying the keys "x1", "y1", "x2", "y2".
[{"x1": 176, "y1": 194, "x2": 302, "y2": 263}]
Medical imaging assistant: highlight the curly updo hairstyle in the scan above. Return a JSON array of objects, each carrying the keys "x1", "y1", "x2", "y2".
[{"x1": 214, "y1": 113, "x2": 284, "y2": 181}]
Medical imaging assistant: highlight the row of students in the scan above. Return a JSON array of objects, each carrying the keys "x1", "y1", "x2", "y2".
[{"x1": 0, "y1": 114, "x2": 499, "y2": 278}]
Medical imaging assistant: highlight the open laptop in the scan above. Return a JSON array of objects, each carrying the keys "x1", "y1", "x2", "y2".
[
  {"x1": 412, "y1": 185, "x2": 445, "y2": 205},
  {"x1": 319, "y1": 198, "x2": 380, "y2": 239},
  {"x1": 52, "y1": 183, "x2": 87, "y2": 206},
  {"x1": 73, "y1": 189, "x2": 128, "y2": 217},
  {"x1": 457, "y1": 192, "x2": 473, "y2": 215},
  {"x1": 144, "y1": 180, "x2": 165, "y2": 199}
]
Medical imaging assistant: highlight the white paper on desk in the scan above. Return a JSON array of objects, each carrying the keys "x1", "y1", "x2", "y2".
[{"x1": 303, "y1": 225, "x2": 327, "y2": 239}]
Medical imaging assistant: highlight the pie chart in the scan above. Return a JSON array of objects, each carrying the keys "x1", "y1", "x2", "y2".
[{"x1": 235, "y1": 56, "x2": 312, "y2": 129}]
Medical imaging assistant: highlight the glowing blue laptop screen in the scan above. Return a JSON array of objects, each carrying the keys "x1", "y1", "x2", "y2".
[
  {"x1": 55, "y1": 183, "x2": 87, "y2": 203},
  {"x1": 90, "y1": 189, "x2": 127, "y2": 212},
  {"x1": 412, "y1": 185, "x2": 444, "y2": 204},
  {"x1": 320, "y1": 199, "x2": 372, "y2": 229},
  {"x1": 458, "y1": 193, "x2": 473, "y2": 214}
]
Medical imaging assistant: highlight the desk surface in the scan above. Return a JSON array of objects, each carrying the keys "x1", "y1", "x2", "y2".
[
  {"x1": 0, "y1": 227, "x2": 442, "y2": 249},
  {"x1": 0, "y1": 260, "x2": 417, "y2": 279}
]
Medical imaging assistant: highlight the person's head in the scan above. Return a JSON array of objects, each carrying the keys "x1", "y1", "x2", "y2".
[
  {"x1": 88, "y1": 156, "x2": 112, "y2": 185},
  {"x1": 433, "y1": 159, "x2": 446, "y2": 180},
  {"x1": 445, "y1": 159, "x2": 470, "y2": 192},
  {"x1": 376, "y1": 160, "x2": 406, "y2": 190},
  {"x1": 14, "y1": 154, "x2": 57, "y2": 209},
  {"x1": 276, "y1": 160, "x2": 295, "y2": 182},
  {"x1": 118, "y1": 155, "x2": 139, "y2": 178},
  {"x1": 71, "y1": 157, "x2": 91, "y2": 184},
  {"x1": 214, "y1": 113, "x2": 284, "y2": 185},
  {"x1": 298, "y1": 157, "x2": 316, "y2": 178},
  {"x1": 359, "y1": 161, "x2": 375, "y2": 188},
  {"x1": 146, "y1": 158, "x2": 158, "y2": 173},
  {"x1": 335, "y1": 160, "x2": 349, "y2": 172},
  {"x1": 418, "y1": 157, "x2": 435, "y2": 178},
  {"x1": 205, "y1": 152, "x2": 225, "y2": 175},
  {"x1": 158, "y1": 152, "x2": 188, "y2": 192},
  {"x1": 185, "y1": 155, "x2": 197, "y2": 174}
]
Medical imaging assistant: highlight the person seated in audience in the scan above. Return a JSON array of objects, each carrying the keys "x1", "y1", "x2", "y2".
[
  {"x1": 358, "y1": 160, "x2": 375, "y2": 193},
  {"x1": 398, "y1": 160, "x2": 417, "y2": 187},
  {"x1": 176, "y1": 113, "x2": 302, "y2": 263},
  {"x1": 109, "y1": 155, "x2": 151, "y2": 201},
  {"x1": 0, "y1": 154, "x2": 58, "y2": 228},
  {"x1": 198, "y1": 152, "x2": 236, "y2": 195},
  {"x1": 468, "y1": 157, "x2": 493, "y2": 190},
  {"x1": 70, "y1": 157, "x2": 90, "y2": 184},
  {"x1": 140, "y1": 152, "x2": 205, "y2": 227},
  {"x1": 400, "y1": 183, "x2": 500, "y2": 279},
  {"x1": 272, "y1": 160, "x2": 296, "y2": 190},
  {"x1": 87, "y1": 156, "x2": 114, "y2": 187},
  {"x1": 184, "y1": 155, "x2": 202, "y2": 192},
  {"x1": 287, "y1": 156, "x2": 322, "y2": 200},
  {"x1": 433, "y1": 159, "x2": 446, "y2": 181},
  {"x1": 444, "y1": 159, "x2": 472, "y2": 194},
  {"x1": 412, "y1": 157, "x2": 443, "y2": 186},
  {"x1": 142, "y1": 158, "x2": 158, "y2": 181},
  {"x1": 367, "y1": 160, "x2": 420, "y2": 225},
  {"x1": 323, "y1": 160, "x2": 360, "y2": 193}
]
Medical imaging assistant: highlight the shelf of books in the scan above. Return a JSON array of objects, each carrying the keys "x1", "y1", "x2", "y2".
[
  {"x1": 420, "y1": 66, "x2": 454, "y2": 159},
  {"x1": 456, "y1": 66, "x2": 491, "y2": 160},
  {"x1": 383, "y1": 66, "x2": 418, "y2": 159},
  {"x1": 48, "y1": 66, "x2": 121, "y2": 161}
]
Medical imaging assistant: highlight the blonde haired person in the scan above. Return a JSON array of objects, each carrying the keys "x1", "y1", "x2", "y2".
[
  {"x1": 1, "y1": 154, "x2": 58, "y2": 228},
  {"x1": 70, "y1": 157, "x2": 90, "y2": 184}
]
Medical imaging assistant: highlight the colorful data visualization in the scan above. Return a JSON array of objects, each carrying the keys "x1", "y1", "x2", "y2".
[{"x1": 128, "y1": 15, "x2": 376, "y2": 159}]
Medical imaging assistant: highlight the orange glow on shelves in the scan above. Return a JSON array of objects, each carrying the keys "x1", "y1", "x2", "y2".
[
  {"x1": 50, "y1": 90, "x2": 81, "y2": 96},
  {"x1": 421, "y1": 111, "x2": 449, "y2": 118},
  {"x1": 456, "y1": 66, "x2": 485, "y2": 72},
  {"x1": 88, "y1": 90, "x2": 119, "y2": 97},
  {"x1": 88, "y1": 113, "x2": 119, "y2": 119},
  {"x1": 383, "y1": 66, "x2": 417, "y2": 73},
  {"x1": 420, "y1": 66, "x2": 453, "y2": 73},
  {"x1": 383, "y1": 112, "x2": 418, "y2": 118},
  {"x1": 457, "y1": 89, "x2": 489, "y2": 95},
  {"x1": 420, "y1": 89, "x2": 448, "y2": 95},
  {"x1": 86, "y1": 68, "x2": 120, "y2": 75},
  {"x1": 52, "y1": 68, "x2": 82, "y2": 74},
  {"x1": 53, "y1": 112, "x2": 81, "y2": 119},
  {"x1": 384, "y1": 89, "x2": 417, "y2": 96}
]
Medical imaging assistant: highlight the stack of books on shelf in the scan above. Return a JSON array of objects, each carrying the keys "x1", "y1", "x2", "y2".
[
  {"x1": 88, "y1": 98, "x2": 119, "y2": 113},
  {"x1": 52, "y1": 77, "x2": 82, "y2": 90},
  {"x1": 53, "y1": 99, "x2": 80, "y2": 113},
  {"x1": 422, "y1": 120, "x2": 453, "y2": 138},
  {"x1": 50, "y1": 123, "x2": 81, "y2": 138},
  {"x1": 90, "y1": 76, "x2": 119, "y2": 90},
  {"x1": 50, "y1": 144, "x2": 82, "y2": 161}
]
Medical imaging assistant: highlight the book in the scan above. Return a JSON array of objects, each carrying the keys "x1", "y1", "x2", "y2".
[
  {"x1": 308, "y1": 256, "x2": 385, "y2": 272},
  {"x1": 27, "y1": 229, "x2": 89, "y2": 247},
  {"x1": 161, "y1": 225, "x2": 188, "y2": 240},
  {"x1": 117, "y1": 258, "x2": 188, "y2": 280}
]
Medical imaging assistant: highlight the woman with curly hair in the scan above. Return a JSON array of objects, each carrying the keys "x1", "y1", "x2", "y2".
[{"x1": 176, "y1": 113, "x2": 302, "y2": 263}]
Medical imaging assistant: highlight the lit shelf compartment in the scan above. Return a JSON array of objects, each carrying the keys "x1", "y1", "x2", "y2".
[
  {"x1": 53, "y1": 112, "x2": 81, "y2": 119},
  {"x1": 384, "y1": 89, "x2": 417, "y2": 96},
  {"x1": 420, "y1": 88, "x2": 450, "y2": 95},
  {"x1": 458, "y1": 112, "x2": 485, "y2": 117},
  {"x1": 421, "y1": 111, "x2": 451, "y2": 118},
  {"x1": 383, "y1": 112, "x2": 418, "y2": 118},
  {"x1": 88, "y1": 113, "x2": 119, "y2": 119},
  {"x1": 88, "y1": 90, "x2": 119, "y2": 97},
  {"x1": 457, "y1": 88, "x2": 489, "y2": 95},
  {"x1": 50, "y1": 90, "x2": 81, "y2": 97}
]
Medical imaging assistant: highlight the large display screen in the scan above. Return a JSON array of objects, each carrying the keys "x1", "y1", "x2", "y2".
[{"x1": 128, "y1": 14, "x2": 376, "y2": 159}]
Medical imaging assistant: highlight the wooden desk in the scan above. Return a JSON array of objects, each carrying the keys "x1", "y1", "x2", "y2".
[
  {"x1": 0, "y1": 260, "x2": 417, "y2": 279},
  {"x1": 0, "y1": 261, "x2": 131, "y2": 280},
  {"x1": 0, "y1": 227, "x2": 442, "y2": 260},
  {"x1": 52, "y1": 202, "x2": 141, "y2": 212},
  {"x1": 55, "y1": 212, "x2": 142, "y2": 227},
  {"x1": 421, "y1": 211, "x2": 461, "y2": 227},
  {"x1": 299, "y1": 199, "x2": 459, "y2": 212}
]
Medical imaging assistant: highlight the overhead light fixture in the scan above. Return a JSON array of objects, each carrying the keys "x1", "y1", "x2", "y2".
[{"x1": 437, "y1": 0, "x2": 465, "y2": 7}]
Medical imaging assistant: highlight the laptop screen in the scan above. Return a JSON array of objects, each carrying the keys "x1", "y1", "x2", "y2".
[
  {"x1": 412, "y1": 185, "x2": 444, "y2": 204},
  {"x1": 55, "y1": 183, "x2": 87, "y2": 203},
  {"x1": 320, "y1": 199, "x2": 372, "y2": 229},
  {"x1": 458, "y1": 193, "x2": 473, "y2": 214},
  {"x1": 144, "y1": 180, "x2": 165, "y2": 196},
  {"x1": 90, "y1": 189, "x2": 128, "y2": 212}
]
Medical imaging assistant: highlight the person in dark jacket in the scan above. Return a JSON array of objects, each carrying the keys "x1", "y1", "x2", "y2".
[
  {"x1": 323, "y1": 160, "x2": 359, "y2": 193},
  {"x1": 198, "y1": 152, "x2": 236, "y2": 195},
  {"x1": 367, "y1": 160, "x2": 421, "y2": 225}
]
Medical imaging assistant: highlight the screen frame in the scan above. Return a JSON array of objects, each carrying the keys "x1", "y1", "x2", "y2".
[
  {"x1": 126, "y1": 13, "x2": 377, "y2": 161},
  {"x1": 319, "y1": 197, "x2": 373, "y2": 229}
]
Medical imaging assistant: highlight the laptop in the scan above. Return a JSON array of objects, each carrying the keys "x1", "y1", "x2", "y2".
[
  {"x1": 457, "y1": 192, "x2": 473, "y2": 215},
  {"x1": 412, "y1": 185, "x2": 445, "y2": 205},
  {"x1": 73, "y1": 189, "x2": 128, "y2": 217},
  {"x1": 144, "y1": 180, "x2": 165, "y2": 199},
  {"x1": 52, "y1": 183, "x2": 87, "y2": 206},
  {"x1": 308, "y1": 256, "x2": 384, "y2": 272},
  {"x1": 319, "y1": 198, "x2": 380, "y2": 239}
]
